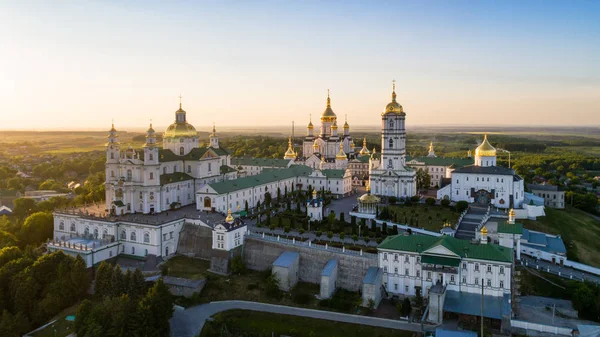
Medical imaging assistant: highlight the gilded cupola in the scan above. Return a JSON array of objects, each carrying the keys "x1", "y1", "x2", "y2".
[
  {"x1": 336, "y1": 142, "x2": 347, "y2": 160},
  {"x1": 321, "y1": 90, "x2": 337, "y2": 121},
  {"x1": 164, "y1": 100, "x2": 198, "y2": 139},
  {"x1": 284, "y1": 136, "x2": 297, "y2": 160},
  {"x1": 359, "y1": 137, "x2": 370, "y2": 156},
  {"x1": 475, "y1": 134, "x2": 497, "y2": 157},
  {"x1": 382, "y1": 81, "x2": 404, "y2": 116}
]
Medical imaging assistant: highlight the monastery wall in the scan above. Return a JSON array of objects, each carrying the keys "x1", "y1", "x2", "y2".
[
  {"x1": 244, "y1": 237, "x2": 377, "y2": 291},
  {"x1": 176, "y1": 223, "x2": 214, "y2": 260}
]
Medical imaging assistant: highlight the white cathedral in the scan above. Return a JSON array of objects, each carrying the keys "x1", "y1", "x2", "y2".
[
  {"x1": 105, "y1": 102, "x2": 235, "y2": 215},
  {"x1": 368, "y1": 83, "x2": 417, "y2": 198}
]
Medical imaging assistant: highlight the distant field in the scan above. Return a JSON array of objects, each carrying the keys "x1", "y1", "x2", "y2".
[
  {"x1": 550, "y1": 146, "x2": 600, "y2": 156},
  {"x1": 521, "y1": 207, "x2": 600, "y2": 267}
]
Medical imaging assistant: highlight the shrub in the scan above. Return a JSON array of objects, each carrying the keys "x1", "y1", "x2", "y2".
[
  {"x1": 401, "y1": 297, "x2": 412, "y2": 316},
  {"x1": 425, "y1": 197, "x2": 436, "y2": 206},
  {"x1": 316, "y1": 231, "x2": 322, "y2": 237},
  {"x1": 441, "y1": 199, "x2": 451, "y2": 207},
  {"x1": 299, "y1": 228, "x2": 305, "y2": 235},
  {"x1": 456, "y1": 200, "x2": 469, "y2": 213},
  {"x1": 352, "y1": 234, "x2": 358, "y2": 242},
  {"x1": 339, "y1": 232, "x2": 345, "y2": 240},
  {"x1": 389, "y1": 196, "x2": 397, "y2": 204},
  {"x1": 284, "y1": 226, "x2": 290, "y2": 233},
  {"x1": 265, "y1": 274, "x2": 282, "y2": 299},
  {"x1": 292, "y1": 290, "x2": 312, "y2": 305},
  {"x1": 231, "y1": 254, "x2": 247, "y2": 275},
  {"x1": 327, "y1": 231, "x2": 333, "y2": 240},
  {"x1": 410, "y1": 195, "x2": 420, "y2": 202}
]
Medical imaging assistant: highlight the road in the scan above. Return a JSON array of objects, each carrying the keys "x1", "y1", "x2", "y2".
[{"x1": 170, "y1": 300, "x2": 423, "y2": 337}]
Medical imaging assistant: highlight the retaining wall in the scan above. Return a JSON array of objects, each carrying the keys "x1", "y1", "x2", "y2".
[
  {"x1": 176, "y1": 223, "x2": 214, "y2": 260},
  {"x1": 244, "y1": 237, "x2": 377, "y2": 291}
]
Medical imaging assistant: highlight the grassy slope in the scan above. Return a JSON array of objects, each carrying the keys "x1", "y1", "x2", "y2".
[
  {"x1": 161, "y1": 255, "x2": 210, "y2": 280},
  {"x1": 521, "y1": 207, "x2": 600, "y2": 267},
  {"x1": 200, "y1": 310, "x2": 416, "y2": 337},
  {"x1": 389, "y1": 204, "x2": 459, "y2": 232}
]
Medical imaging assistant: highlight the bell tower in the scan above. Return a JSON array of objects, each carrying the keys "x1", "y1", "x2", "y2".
[
  {"x1": 380, "y1": 81, "x2": 407, "y2": 171},
  {"x1": 209, "y1": 123, "x2": 219, "y2": 149},
  {"x1": 106, "y1": 122, "x2": 120, "y2": 164}
]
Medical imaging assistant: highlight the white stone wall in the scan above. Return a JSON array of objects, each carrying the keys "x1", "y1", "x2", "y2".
[{"x1": 451, "y1": 173, "x2": 521, "y2": 208}]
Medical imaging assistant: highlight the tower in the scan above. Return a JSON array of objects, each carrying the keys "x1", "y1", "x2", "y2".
[
  {"x1": 284, "y1": 136, "x2": 297, "y2": 160},
  {"x1": 427, "y1": 141, "x2": 436, "y2": 158},
  {"x1": 475, "y1": 134, "x2": 497, "y2": 167},
  {"x1": 335, "y1": 142, "x2": 347, "y2": 169},
  {"x1": 106, "y1": 122, "x2": 120, "y2": 164},
  {"x1": 143, "y1": 122, "x2": 159, "y2": 166},
  {"x1": 307, "y1": 114, "x2": 314, "y2": 137},
  {"x1": 380, "y1": 81, "x2": 407, "y2": 170},
  {"x1": 209, "y1": 124, "x2": 219, "y2": 149},
  {"x1": 343, "y1": 115, "x2": 350, "y2": 136},
  {"x1": 320, "y1": 90, "x2": 337, "y2": 137},
  {"x1": 331, "y1": 121, "x2": 338, "y2": 137}
]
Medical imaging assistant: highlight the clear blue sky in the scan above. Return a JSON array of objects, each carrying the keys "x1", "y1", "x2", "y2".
[{"x1": 1, "y1": 1, "x2": 599, "y2": 130}]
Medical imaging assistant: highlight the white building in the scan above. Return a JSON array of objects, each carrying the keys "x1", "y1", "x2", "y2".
[
  {"x1": 230, "y1": 157, "x2": 294, "y2": 177},
  {"x1": 306, "y1": 190, "x2": 323, "y2": 221},
  {"x1": 369, "y1": 83, "x2": 417, "y2": 198},
  {"x1": 405, "y1": 143, "x2": 474, "y2": 189},
  {"x1": 105, "y1": 102, "x2": 235, "y2": 215},
  {"x1": 437, "y1": 135, "x2": 524, "y2": 209},
  {"x1": 212, "y1": 209, "x2": 247, "y2": 251},
  {"x1": 378, "y1": 234, "x2": 513, "y2": 298}
]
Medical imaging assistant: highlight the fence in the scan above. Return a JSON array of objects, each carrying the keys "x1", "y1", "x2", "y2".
[
  {"x1": 563, "y1": 260, "x2": 600, "y2": 277},
  {"x1": 374, "y1": 219, "x2": 442, "y2": 237},
  {"x1": 511, "y1": 319, "x2": 572, "y2": 336},
  {"x1": 246, "y1": 231, "x2": 378, "y2": 259}
]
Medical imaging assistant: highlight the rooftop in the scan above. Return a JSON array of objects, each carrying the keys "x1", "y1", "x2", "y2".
[
  {"x1": 443, "y1": 291, "x2": 510, "y2": 320},
  {"x1": 522, "y1": 229, "x2": 567, "y2": 254},
  {"x1": 231, "y1": 157, "x2": 292, "y2": 168},
  {"x1": 497, "y1": 221, "x2": 523, "y2": 235},
  {"x1": 321, "y1": 259, "x2": 338, "y2": 277},
  {"x1": 453, "y1": 165, "x2": 516, "y2": 176},
  {"x1": 55, "y1": 203, "x2": 226, "y2": 226},
  {"x1": 362, "y1": 266, "x2": 382, "y2": 285},
  {"x1": 272, "y1": 251, "x2": 299, "y2": 268},
  {"x1": 206, "y1": 165, "x2": 313, "y2": 194},
  {"x1": 527, "y1": 183, "x2": 564, "y2": 192},
  {"x1": 378, "y1": 234, "x2": 513, "y2": 263}
]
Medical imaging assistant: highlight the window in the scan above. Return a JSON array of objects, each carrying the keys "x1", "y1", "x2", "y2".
[
  {"x1": 405, "y1": 255, "x2": 409, "y2": 262},
  {"x1": 462, "y1": 277, "x2": 466, "y2": 284},
  {"x1": 384, "y1": 266, "x2": 388, "y2": 273},
  {"x1": 163, "y1": 167, "x2": 167, "y2": 174},
  {"x1": 120, "y1": 230, "x2": 126, "y2": 240},
  {"x1": 163, "y1": 233, "x2": 167, "y2": 241},
  {"x1": 487, "y1": 279, "x2": 492, "y2": 287},
  {"x1": 93, "y1": 228, "x2": 99, "y2": 239},
  {"x1": 169, "y1": 231, "x2": 173, "y2": 239},
  {"x1": 59, "y1": 221, "x2": 64, "y2": 230},
  {"x1": 416, "y1": 257, "x2": 420, "y2": 264},
  {"x1": 500, "y1": 280, "x2": 504, "y2": 288},
  {"x1": 130, "y1": 232, "x2": 136, "y2": 242},
  {"x1": 132, "y1": 247, "x2": 135, "y2": 254},
  {"x1": 180, "y1": 138, "x2": 184, "y2": 143},
  {"x1": 450, "y1": 275, "x2": 455, "y2": 283},
  {"x1": 416, "y1": 270, "x2": 420, "y2": 277},
  {"x1": 394, "y1": 283, "x2": 398, "y2": 290},
  {"x1": 145, "y1": 249, "x2": 148, "y2": 256},
  {"x1": 149, "y1": 153, "x2": 153, "y2": 161},
  {"x1": 475, "y1": 264, "x2": 479, "y2": 271},
  {"x1": 389, "y1": 119, "x2": 394, "y2": 128},
  {"x1": 127, "y1": 169, "x2": 132, "y2": 181},
  {"x1": 109, "y1": 251, "x2": 113, "y2": 257},
  {"x1": 383, "y1": 253, "x2": 388, "y2": 260},
  {"x1": 487, "y1": 265, "x2": 492, "y2": 273},
  {"x1": 475, "y1": 278, "x2": 479, "y2": 285},
  {"x1": 84, "y1": 227, "x2": 90, "y2": 236},
  {"x1": 500, "y1": 266, "x2": 505, "y2": 274},
  {"x1": 144, "y1": 232, "x2": 150, "y2": 243},
  {"x1": 139, "y1": 191, "x2": 143, "y2": 199},
  {"x1": 187, "y1": 165, "x2": 191, "y2": 173},
  {"x1": 394, "y1": 267, "x2": 398, "y2": 274},
  {"x1": 462, "y1": 262, "x2": 467, "y2": 270},
  {"x1": 103, "y1": 229, "x2": 108, "y2": 238},
  {"x1": 208, "y1": 163, "x2": 212, "y2": 171},
  {"x1": 110, "y1": 152, "x2": 114, "y2": 159},
  {"x1": 405, "y1": 285, "x2": 409, "y2": 293},
  {"x1": 405, "y1": 268, "x2": 409, "y2": 276},
  {"x1": 150, "y1": 172, "x2": 154, "y2": 180},
  {"x1": 389, "y1": 138, "x2": 393, "y2": 148},
  {"x1": 111, "y1": 170, "x2": 115, "y2": 178},
  {"x1": 427, "y1": 272, "x2": 432, "y2": 280}
]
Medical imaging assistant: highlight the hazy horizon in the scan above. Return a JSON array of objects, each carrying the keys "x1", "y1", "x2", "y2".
[{"x1": 2, "y1": 1, "x2": 599, "y2": 130}]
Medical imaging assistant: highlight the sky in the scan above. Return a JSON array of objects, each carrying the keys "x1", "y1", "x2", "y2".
[{"x1": 1, "y1": 0, "x2": 599, "y2": 131}]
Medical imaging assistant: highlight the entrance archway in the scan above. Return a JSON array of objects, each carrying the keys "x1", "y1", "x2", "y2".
[{"x1": 475, "y1": 190, "x2": 490, "y2": 205}]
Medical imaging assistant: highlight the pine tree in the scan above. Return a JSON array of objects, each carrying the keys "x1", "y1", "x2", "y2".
[
  {"x1": 111, "y1": 265, "x2": 125, "y2": 297},
  {"x1": 134, "y1": 279, "x2": 174, "y2": 337},
  {"x1": 94, "y1": 261, "x2": 113, "y2": 298},
  {"x1": 75, "y1": 299, "x2": 93, "y2": 336},
  {"x1": 129, "y1": 268, "x2": 146, "y2": 300},
  {"x1": 71, "y1": 255, "x2": 91, "y2": 300},
  {"x1": 351, "y1": 216, "x2": 357, "y2": 235}
]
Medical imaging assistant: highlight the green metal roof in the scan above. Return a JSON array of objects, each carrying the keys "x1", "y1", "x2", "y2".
[
  {"x1": 422, "y1": 255, "x2": 460, "y2": 267},
  {"x1": 207, "y1": 165, "x2": 312, "y2": 194},
  {"x1": 406, "y1": 156, "x2": 474, "y2": 168},
  {"x1": 497, "y1": 222, "x2": 524, "y2": 235},
  {"x1": 378, "y1": 235, "x2": 512, "y2": 263},
  {"x1": 158, "y1": 146, "x2": 229, "y2": 163},
  {"x1": 160, "y1": 172, "x2": 194, "y2": 185},
  {"x1": 231, "y1": 157, "x2": 292, "y2": 168},
  {"x1": 322, "y1": 169, "x2": 345, "y2": 178},
  {"x1": 220, "y1": 165, "x2": 237, "y2": 174}
]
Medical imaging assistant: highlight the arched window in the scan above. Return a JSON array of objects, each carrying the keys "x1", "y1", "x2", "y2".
[
  {"x1": 179, "y1": 138, "x2": 184, "y2": 143},
  {"x1": 179, "y1": 147, "x2": 184, "y2": 155},
  {"x1": 174, "y1": 165, "x2": 178, "y2": 172},
  {"x1": 59, "y1": 221, "x2": 64, "y2": 230},
  {"x1": 120, "y1": 230, "x2": 126, "y2": 240},
  {"x1": 127, "y1": 169, "x2": 132, "y2": 181},
  {"x1": 389, "y1": 119, "x2": 394, "y2": 128},
  {"x1": 130, "y1": 231, "x2": 136, "y2": 242},
  {"x1": 149, "y1": 172, "x2": 154, "y2": 180},
  {"x1": 163, "y1": 167, "x2": 167, "y2": 174},
  {"x1": 187, "y1": 165, "x2": 191, "y2": 173},
  {"x1": 71, "y1": 223, "x2": 76, "y2": 232},
  {"x1": 111, "y1": 171, "x2": 115, "y2": 178},
  {"x1": 144, "y1": 232, "x2": 150, "y2": 243},
  {"x1": 84, "y1": 227, "x2": 90, "y2": 236},
  {"x1": 149, "y1": 153, "x2": 153, "y2": 161},
  {"x1": 93, "y1": 228, "x2": 99, "y2": 239},
  {"x1": 389, "y1": 138, "x2": 393, "y2": 148},
  {"x1": 103, "y1": 229, "x2": 108, "y2": 238}
]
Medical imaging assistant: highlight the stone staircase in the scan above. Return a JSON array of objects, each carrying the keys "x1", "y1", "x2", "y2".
[{"x1": 455, "y1": 205, "x2": 488, "y2": 240}]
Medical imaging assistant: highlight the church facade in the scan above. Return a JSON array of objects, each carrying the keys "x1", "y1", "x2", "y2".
[
  {"x1": 104, "y1": 102, "x2": 235, "y2": 215},
  {"x1": 368, "y1": 84, "x2": 417, "y2": 198},
  {"x1": 437, "y1": 135, "x2": 524, "y2": 209}
]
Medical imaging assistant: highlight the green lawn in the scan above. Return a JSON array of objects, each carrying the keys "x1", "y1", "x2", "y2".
[
  {"x1": 389, "y1": 204, "x2": 459, "y2": 232},
  {"x1": 161, "y1": 255, "x2": 211, "y2": 280},
  {"x1": 30, "y1": 318, "x2": 74, "y2": 337},
  {"x1": 199, "y1": 310, "x2": 417, "y2": 337},
  {"x1": 521, "y1": 207, "x2": 600, "y2": 267}
]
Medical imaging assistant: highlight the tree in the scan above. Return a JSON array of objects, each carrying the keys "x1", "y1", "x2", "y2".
[
  {"x1": 339, "y1": 232, "x2": 345, "y2": 241},
  {"x1": 339, "y1": 212, "x2": 345, "y2": 223},
  {"x1": 75, "y1": 299, "x2": 93, "y2": 336},
  {"x1": 277, "y1": 187, "x2": 281, "y2": 200},
  {"x1": 370, "y1": 219, "x2": 376, "y2": 233},
  {"x1": 18, "y1": 212, "x2": 53, "y2": 246},
  {"x1": 455, "y1": 201, "x2": 469, "y2": 213},
  {"x1": 0, "y1": 310, "x2": 30, "y2": 337},
  {"x1": 351, "y1": 216, "x2": 357, "y2": 235},
  {"x1": 264, "y1": 192, "x2": 272, "y2": 206},
  {"x1": 129, "y1": 268, "x2": 146, "y2": 300},
  {"x1": 244, "y1": 200, "x2": 249, "y2": 213},
  {"x1": 441, "y1": 199, "x2": 450, "y2": 207},
  {"x1": 12, "y1": 198, "x2": 37, "y2": 218},
  {"x1": 111, "y1": 265, "x2": 125, "y2": 297},
  {"x1": 401, "y1": 297, "x2": 412, "y2": 317},
  {"x1": 134, "y1": 278, "x2": 174, "y2": 337},
  {"x1": 382, "y1": 222, "x2": 388, "y2": 235},
  {"x1": 327, "y1": 231, "x2": 333, "y2": 240},
  {"x1": 425, "y1": 197, "x2": 436, "y2": 206},
  {"x1": 416, "y1": 168, "x2": 431, "y2": 190},
  {"x1": 95, "y1": 261, "x2": 113, "y2": 298},
  {"x1": 70, "y1": 255, "x2": 91, "y2": 299}
]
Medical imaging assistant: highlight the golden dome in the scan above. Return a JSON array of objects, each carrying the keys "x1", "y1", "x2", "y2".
[
  {"x1": 480, "y1": 226, "x2": 488, "y2": 235},
  {"x1": 359, "y1": 137, "x2": 370, "y2": 156},
  {"x1": 332, "y1": 121, "x2": 338, "y2": 129},
  {"x1": 359, "y1": 193, "x2": 380, "y2": 203},
  {"x1": 284, "y1": 137, "x2": 296, "y2": 160},
  {"x1": 312, "y1": 189, "x2": 317, "y2": 198},
  {"x1": 321, "y1": 90, "x2": 337, "y2": 120},
  {"x1": 343, "y1": 117, "x2": 349, "y2": 129},
  {"x1": 164, "y1": 104, "x2": 197, "y2": 138},
  {"x1": 146, "y1": 123, "x2": 155, "y2": 134},
  {"x1": 313, "y1": 139, "x2": 319, "y2": 149},
  {"x1": 308, "y1": 121, "x2": 314, "y2": 129},
  {"x1": 336, "y1": 142, "x2": 347, "y2": 160},
  {"x1": 509, "y1": 208, "x2": 515, "y2": 217},
  {"x1": 475, "y1": 134, "x2": 496, "y2": 157},
  {"x1": 225, "y1": 208, "x2": 234, "y2": 223},
  {"x1": 382, "y1": 81, "x2": 404, "y2": 116}
]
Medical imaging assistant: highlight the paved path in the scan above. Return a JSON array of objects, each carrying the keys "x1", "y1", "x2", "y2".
[
  {"x1": 520, "y1": 256, "x2": 600, "y2": 284},
  {"x1": 170, "y1": 300, "x2": 423, "y2": 337}
]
